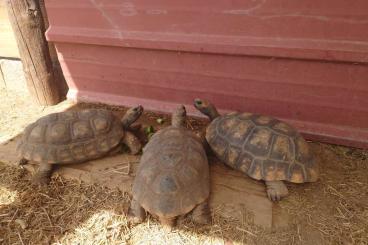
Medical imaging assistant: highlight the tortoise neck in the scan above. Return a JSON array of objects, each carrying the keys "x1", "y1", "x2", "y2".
[
  {"x1": 208, "y1": 106, "x2": 220, "y2": 121},
  {"x1": 121, "y1": 115, "x2": 136, "y2": 128}
]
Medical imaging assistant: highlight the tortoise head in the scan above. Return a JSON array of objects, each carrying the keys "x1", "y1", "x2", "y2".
[
  {"x1": 172, "y1": 105, "x2": 186, "y2": 127},
  {"x1": 121, "y1": 105, "x2": 143, "y2": 128},
  {"x1": 193, "y1": 98, "x2": 220, "y2": 121}
]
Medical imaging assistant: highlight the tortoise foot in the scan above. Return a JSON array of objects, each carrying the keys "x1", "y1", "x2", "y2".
[
  {"x1": 162, "y1": 224, "x2": 174, "y2": 232},
  {"x1": 123, "y1": 131, "x2": 142, "y2": 155},
  {"x1": 18, "y1": 158, "x2": 28, "y2": 166},
  {"x1": 128, "y1": 198, "x2": 146, "y2": 225},
  {"x1": 193, "y1": 213, "x2": 211, "y2": 225},
  {"x1": 127, "y1": 214, "x2": 144, "y2": 225},
  {"x1": 265, "y1": 181, "x2": 289, "y2": 202},
  {"x1": 32, "y1": 163, "x2": 53, "y2": 186},
  {"x1": 32, "y1": 174, "x2": 50, "y2": 186},
  {"x1": 192, "y1": 201, "x2": 211, "y2": 225}
]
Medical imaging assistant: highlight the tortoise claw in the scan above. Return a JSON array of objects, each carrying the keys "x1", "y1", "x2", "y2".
[
  {"x1": 18, "y1": 158, "x2": 28, "y2": 166},
  {"x1": 32, "y1": 175, "x2": 50, "y2": 186},
  {"x1": 265, "y1": 181, "x2": 289, "y2": 202},
  {"x1": 127, "y1": 199, "x2": 146, "y2": 225},
  {"x1": 127, "y1": 214, "x2": 144, "y2": 225}
]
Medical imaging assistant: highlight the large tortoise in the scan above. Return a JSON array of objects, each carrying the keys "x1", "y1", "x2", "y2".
[
  {"x1": 17, "y1": 106, "x2": 143, "y2": 184},
  {"x1": 129, "y1": 105, "x2": 211, "y2": 229},
  {"x1": 194, "y1": 99, "x2": 319, "y2": 201}
]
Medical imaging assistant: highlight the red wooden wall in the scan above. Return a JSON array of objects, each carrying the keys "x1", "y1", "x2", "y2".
[{"x1": 44, "y1": 0, "x2": 368, "y2": 148}]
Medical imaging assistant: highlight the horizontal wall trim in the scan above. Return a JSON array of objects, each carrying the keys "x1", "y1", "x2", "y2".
[
  {"x1": 61, "y1": 71, "x2": 368, "y2": 115},
  {"x1": 59, "y1": 56, "x2": 368, "y2": 93},
  {"x1": 47, "y1": 27, "x2": 368, "y2": 63}
]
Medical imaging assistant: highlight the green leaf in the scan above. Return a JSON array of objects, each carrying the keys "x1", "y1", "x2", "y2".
[
  {"x1": 156, "y1": 118, "x2": 165, "y2": 124},
  {"x1": 144, "y1": 125, "x2": 155, "y2": 135}
]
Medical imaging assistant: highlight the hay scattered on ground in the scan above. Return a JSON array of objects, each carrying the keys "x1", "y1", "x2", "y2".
[
  {"x1": 279, "y1": 143, "x2": 368, "y2": 245},
  {"x1": 0, "y1": 163, "x2": 264, "y2": 245},
  {"x1": 0, "y1": 88, "x2": 367, "y2": 244},
  {"x1": 1, "y1": 143, "x2": 367, "y2": 245},
  {"x1": 0, "y1": 163, "x2": 130, "y2": 244},
  {"x1": 0, "y1": 186, "x2": 17, "y2": 206}
]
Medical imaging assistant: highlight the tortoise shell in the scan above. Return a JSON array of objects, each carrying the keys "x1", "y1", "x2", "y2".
[
  {"x1": 17, "y1": 109, "x2": 124, "y2": 164},
  {"x1": 206, "y1": 112, "x2": 318, "y2": 183},
  {"x1": 132, "y1": 126, "x2": 209, "y2": 218}
]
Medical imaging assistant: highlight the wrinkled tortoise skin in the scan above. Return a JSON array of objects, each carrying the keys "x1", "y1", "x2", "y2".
[
  {"x1": 132, "y1": 126, "x2": 209, "y2": 218},
  {"x1": 17, "y1": 109, "x2": 124, "y2": 164},
  {"x1": 206, "y1": 112, "x2": 318, "y2": 183}
]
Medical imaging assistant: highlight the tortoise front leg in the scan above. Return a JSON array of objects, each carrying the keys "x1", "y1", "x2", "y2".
[
  {"x1": 128, "y1": 198, "x2": 146, "y2": 224},
  {"x1": 33, "y1": 163, "x2": 53, "y2": 185},
  {"x1": 128, "y1": 123, "x2": 142, "y2": 131},
  {"x1": 18, "y1": 158, "x2": 28, "y2": 166},
  {"x1": 265, "y1": 180, "x2": 289, "y2": 201},
  {"x1": 122, "y1": 131, "x2": 142, "y2": 155},
  {"x1": 192, "y1": 200, "x2": 211, "y2": 225},
  {"x1": 107, "y1": 145, "x2": 123, "y2": 156}
]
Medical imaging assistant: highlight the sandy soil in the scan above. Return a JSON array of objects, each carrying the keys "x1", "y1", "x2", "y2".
[{"x1": 0, "y1": 88, "x2": 367, "y2": 245}]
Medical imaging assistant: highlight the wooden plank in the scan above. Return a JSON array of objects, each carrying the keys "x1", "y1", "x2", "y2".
[
  {"x1": 39, "y1": 0, "x2": 68, "y2": 98},
  {"x1": 6, "y1": 0, "x2": 61, "y2": 105},
  {"x1": 0, "y1": 0, "x2": 19, "y2": 58},
  {"x1": 0, "y1": 136, "x2": 274, "y2": 228},
  {"x1": 209, "y1": 162, "x2": 273, "y2": 227}
]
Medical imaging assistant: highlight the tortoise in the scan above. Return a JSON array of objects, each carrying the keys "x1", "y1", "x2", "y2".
[
  {"x1": 129, "y1": 105, "x2": 211, "y2": 229},
  {"x1": 193, "y1": 99, "x2": 319, "y2": 201},
  {"x1": 17, "y1": 106, "x2": 143, "y2": 184}
]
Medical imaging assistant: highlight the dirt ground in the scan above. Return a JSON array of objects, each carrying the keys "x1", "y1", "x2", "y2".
[{"x1": 0, "y1": 88, "x2": 367, "y2": 245}]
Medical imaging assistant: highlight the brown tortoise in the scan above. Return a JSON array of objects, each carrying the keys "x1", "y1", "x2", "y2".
[
  {"x1": 129, "y1": 105, "x2": 211, "y2": 229},
  {"x1": 194, "y1": 99, "x2": 319, "y2": 201},
  {"x1": 17, "y1": 106, "x2": 143, "y2": 184}
]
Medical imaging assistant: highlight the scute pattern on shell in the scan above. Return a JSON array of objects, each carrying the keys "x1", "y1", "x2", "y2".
[
  {"x1": 206, "y1": 113, "x2": 318, "y2": 183},
  {"x1": 17, "y1": 109, "x2": 124, "y2": 164},
  {"x1": 132, "y1": 126, "x2": 209, "y2": 218}
]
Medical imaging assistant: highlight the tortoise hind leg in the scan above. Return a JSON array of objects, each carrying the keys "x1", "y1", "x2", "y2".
[
  {"x1": 192, "y1": 200, "x2": 211, "y2": 225},
  {"x1": 122, "y1": 131, "x2": 142, "y2": 155},
  {"x1": 265, "y1": 180, "x2": 289, "y2": 201},
  {"x1": 33, "y1": 163, "x2": 53, "y2": 185},
  {"x1": 128, "y1": 198, "x2": 146, "y2": 224}
]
